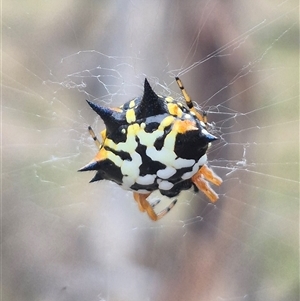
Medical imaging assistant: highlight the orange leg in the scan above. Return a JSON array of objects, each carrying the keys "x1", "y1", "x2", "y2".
[
  {"x1": 200, "y1": 165, "x2": 222, "y2": 186},
  {"x1": 133, "y1": 192, "x2": 150, "y2": 212},
  {"x1": 133, "y1": 192, "x2": 177, "y2": 221},
  {"x1": 192, "y1": 165, "x2": 222, "y2": 203}
]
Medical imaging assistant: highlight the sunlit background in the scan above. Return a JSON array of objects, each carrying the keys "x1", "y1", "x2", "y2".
[{"x1": 2, "y1": 1, "x2": 299, "y2": 300}]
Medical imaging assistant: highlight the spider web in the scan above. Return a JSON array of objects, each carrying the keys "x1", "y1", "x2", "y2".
[{"x1": 2, "y1": 1, "x2": 299, "y2": 301}]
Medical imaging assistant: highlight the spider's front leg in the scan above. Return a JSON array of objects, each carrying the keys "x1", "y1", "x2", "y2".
[
  {"x1": 192, "y1": 165, "x2": 222, "y2": 203},
  {"x1": 175, "y1": 77, "x2": 207, "y2": 124},
  {"x1": 88, "y1": 126, "x2": 101, "y2": 149},
  {"x1": 133, "y1": 192, "x2": 177, "y2": 221}
]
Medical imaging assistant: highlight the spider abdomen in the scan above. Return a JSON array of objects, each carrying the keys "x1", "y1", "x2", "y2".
[
  {"x1": 80, "y1": 99, "x2": 214, "y2": 197},
  {"x1": 79, "y1": 78, "x2": 222, "y2": 221}
]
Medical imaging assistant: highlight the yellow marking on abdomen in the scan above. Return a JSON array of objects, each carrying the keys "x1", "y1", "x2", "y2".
[
  {"x1": 126, "y1": 108, "x2": 136, "y2": 123},
  {"x1": 167, "y1": 103, "x2": 183, "y2": 118},
  {"x1": 158, "y1": 116, "x2": 175, "y2": 130}
]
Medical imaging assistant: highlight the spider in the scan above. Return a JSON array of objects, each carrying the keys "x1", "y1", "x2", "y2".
[{"x1": 79, "y1": 77, "x2": 222, "y2": 221}]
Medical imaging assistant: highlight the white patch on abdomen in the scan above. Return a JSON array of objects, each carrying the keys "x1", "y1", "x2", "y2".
[
  {"x1": 173, "y1": 157, "x2": 195, "y2": 169},
  {"x1": 137, "y1": 129, "x2": 164, "y2": 147},
  {"x1": 157, "y1": 166, "x2": 176, "y2": 179},
  {"x1": 158, "y1": 180, "x2": 174, "y2": 190},
  {"x1": 136, "y1": 174, "x2": 156, "y2": 185},
  {"x1": 146, "y1": 146, "x2": 196, "y2": 170},
  {"x1": 181, "y1": 154, "x2": 207, "y2": 180},
  {"x1": 121, "y1": 151, "x2": 142, "y2": 189},
  {"x1": 198, "y1": 154, "x2": 207, "y2": 166},
  {"x1": 146, "y1": 146, "x2": 176, "y2": 166}
]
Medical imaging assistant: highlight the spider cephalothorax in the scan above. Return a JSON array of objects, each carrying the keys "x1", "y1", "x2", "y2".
[{"x1": 79, "y1": 77, "x2": 222, "y2": 221}]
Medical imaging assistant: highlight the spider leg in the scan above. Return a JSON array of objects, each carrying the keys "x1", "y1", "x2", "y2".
[
  {"x1": 151, "y1": 199, "x2": 161, "y2": 208},
  {"x1": 175, "y1": 77, "x2": 206, "y2": 124},
  {"x1": 133, "y1": 192, "x2": 150, "y2": 212},
  {"x1": 201, "y1": 110, "x2": 208, "y2": 125},
  {"x1": 200, "y1": 164, "x2": 222, "y2": 186},
  {"x1": 133, "y1": 192, "x2": 177, "y2": 221},
  {"x1": 88, "y1": 126, "x2": 101, "y2": 149},
  {"x1": 191, "y1": 165, "x2": 222, "y2": 203}
]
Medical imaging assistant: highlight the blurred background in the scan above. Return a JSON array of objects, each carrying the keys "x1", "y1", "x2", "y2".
[{"x1": 2, "y1": 0, "x2": 299, "y2": 300}]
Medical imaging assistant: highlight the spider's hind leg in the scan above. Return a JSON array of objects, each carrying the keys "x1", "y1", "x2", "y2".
[
  {"x1": 133, "y1": 192, "x2": 177, "y2": 221},
  {"x1": 151, "y1": 199, "x2": 161, "y2": 208}
]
